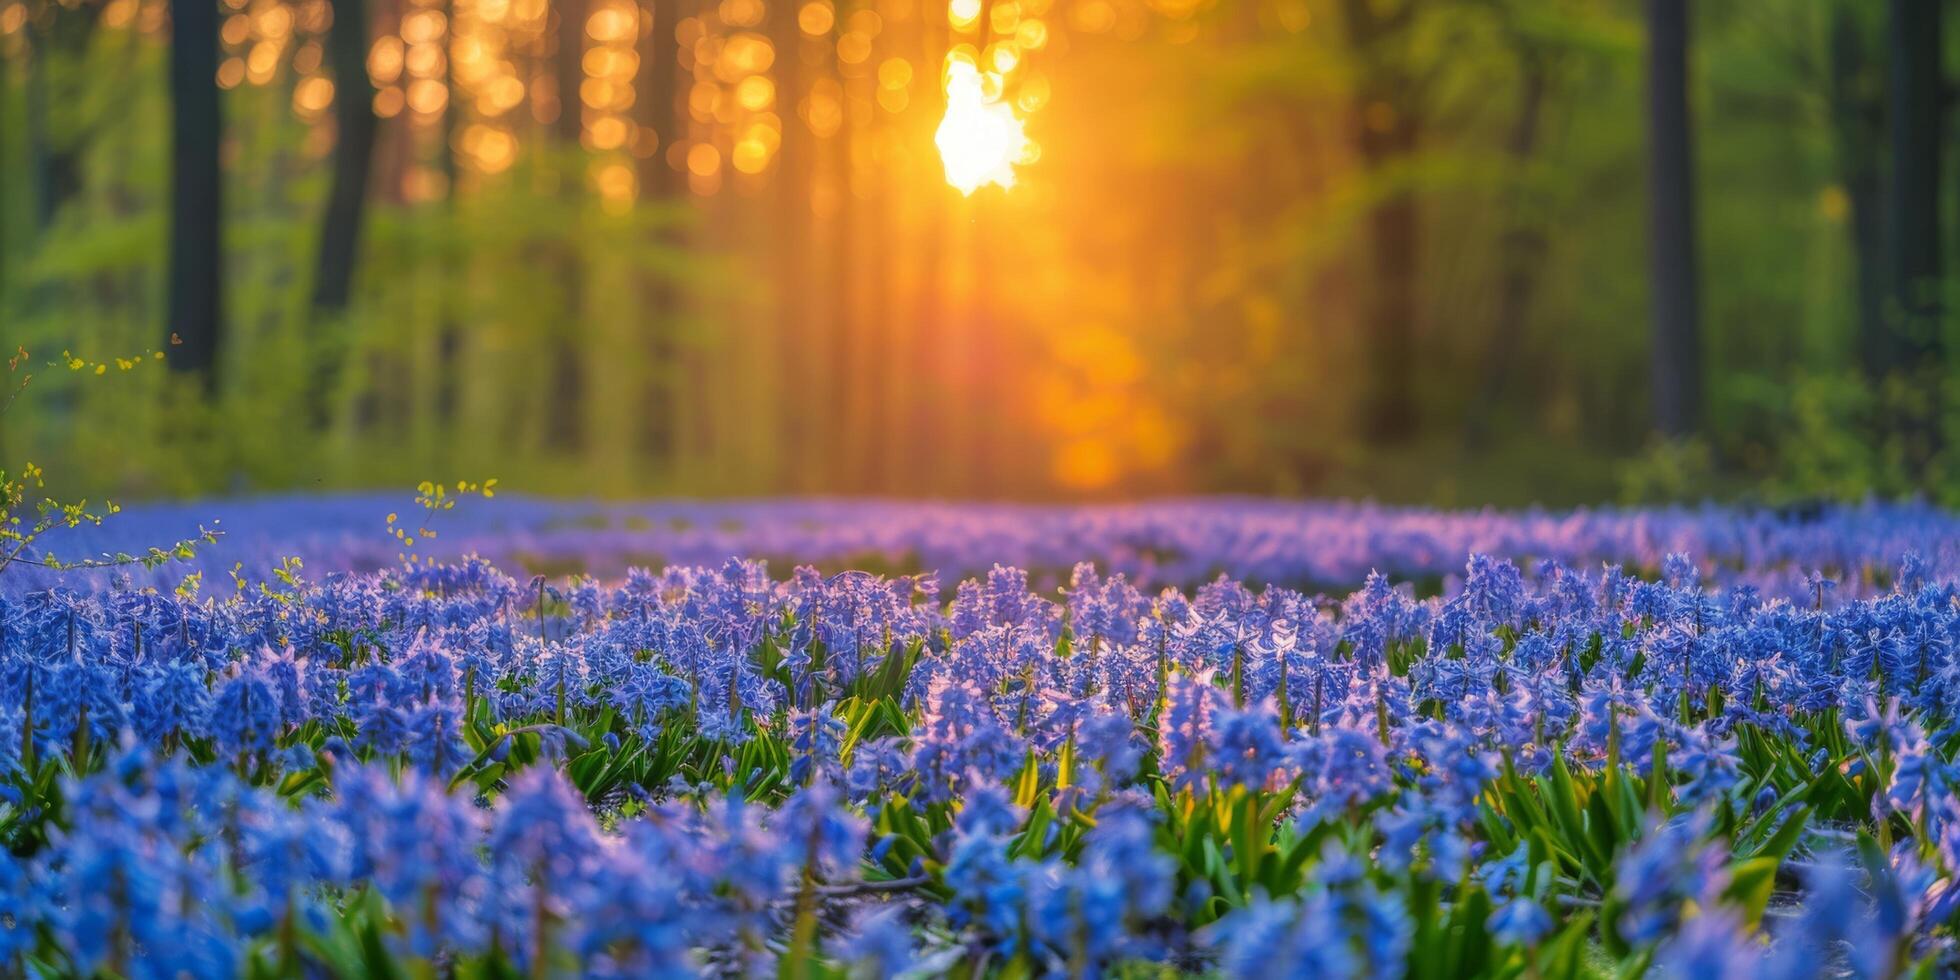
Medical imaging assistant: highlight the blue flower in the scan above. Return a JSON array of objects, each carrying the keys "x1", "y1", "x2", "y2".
[
  {"x1": 1488, "y1": 897, "x2": 1552, "y2": 946},
  {"x1": 210, "y1": 668, "x2": 283, "y2": 758},
  {"x1": 1651, "y1": 909, "x2": 1761, "y2": 979}
]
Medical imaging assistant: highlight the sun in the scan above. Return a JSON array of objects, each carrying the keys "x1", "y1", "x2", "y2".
[{"x1": 935, "y1": 59, "x2": 1027, "y2": 195}]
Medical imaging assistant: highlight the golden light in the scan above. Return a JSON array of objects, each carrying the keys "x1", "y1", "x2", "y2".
[
  {"x1": 988, "y1": 1, "x2": 1018, "y2": 34},
  {"x1": 246, "y1": 41, "x2": 280, "y2": 83},
  {"x1": 686, "y1": 142, "x2": 722, "y2": 177},
  {"x1": 935, "y1": 59, "x2": 1026, "y2": 195},
  {"x1": 1016, "y1": 18, "x2": 1048, "y2": 49},
  {"x1": 594, "y1": 162, "x2": 636, "y2": 212},
  {"x1": 947, "y1": 0, "x2": 980, "y2": 31},
  {"x1": 877, "y1": 57, "x2": 912, "y2": 89},
  {"x1": 401, "y1": 9, "x2": 444, "y2": 44},
  {"x1": 408, "y1": 78, "x2": 449, "y2": 115},
  {"x1": 732, "y1": 138, "x2": 771, "y2": 174},
  {"x1": 374, "y1": 85, "x2": 406, "y2": 117},
  {"x1": 837, "y1": 31, "x2": 872, "y2": 65},
  {"x1": 735, "y1": 74, "x2": 775, "y2": 110},
  {"x1": 293, "y1": 75, "x2": 335, "y2": 117},
  {"x1": 406, "y1": 42, "x2": 445, "y2": 78},
  {"x1": 798, "y1": 1, "x2": 834, "y2": 36},
  {"x1": 254, "y1": 5, "x2": 292, "y2": 41},
  {"x1": 368, "y1": 37, "x2": 405, "y2": 85},
  {"x1": 589, "y1": 115, "x2": 631, "y2": 148}
]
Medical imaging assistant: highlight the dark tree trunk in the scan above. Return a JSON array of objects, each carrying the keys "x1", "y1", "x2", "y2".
[
  {"x1": 768, "y1": 0, "x2": 813, "y2": 488},
  {"x1": 1357, "y1": 117, "x2": 1419, "y2": 441},
  {"x1": 1643, "y1": 0, "x2": 1700, "y2": 437},
  {"x1": 1341, "y1": 0, "x2": 1421, "y2": 442},
  {"x1": 1885, "y1": 0, "x2": 1941, "y2": 369},
  {"x1": 1830, "y1": 4, "x2": 1885, "y2": 379},
  {"x1": 312, "y1": 0, "x2": 378, "y2": 313},
  {"x1": 434, "y1": 0, "x2": 462, "y2": 425},
  {"x1": 25, "y1": 17, "x2": 94, "y2": 233},
  {"x1": 544, "y1": 0, "x2": 588, "y2": 452},
  {"x1": 24, "y1": 24, "x2": 57, "y2": 232},
  {"x1": 1466, "y1": 49, "x2": 1549, "y2": 447},
  {"x1": 166, "y1": 0, "x2": 226, "y2": 382},
  {"x1": 633, "y1": 0, "x2": 682, "y2": 463}
]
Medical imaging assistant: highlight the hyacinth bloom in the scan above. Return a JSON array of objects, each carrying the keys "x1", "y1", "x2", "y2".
[{"x1": 2, "y1": 512, "x2": 1960, "y2": 975}]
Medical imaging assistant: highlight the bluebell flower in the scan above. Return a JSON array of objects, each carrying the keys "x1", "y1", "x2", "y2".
[
  {"x1": 1651, "y1": 909, "x2": 1761, "y2": 979},
  {"x1": 1159, "y1": 669, "x2": 1227, "y2": 792},
  {"x1": 209, "y1": 667, "x2": 283, "y2": 759},
  {"x1": 1488, "y1": 897, "x2": 1553, "y2": 946},
  {"x1": 133, "y1": 659, "x2": 210, "y2": 743},
  {"x1": 776, "y1": 778, "x2": 867, "y2": 878},
  {"x1": 944, "y1": 828, "x2": 1040, "y2": 952},
  {"x1": 830, "y1": 905, "x2": 916, "y2": 979},
  {"x1": 405, "y1": 697, "x2": 471, "y2": 777},
  {"x1": 789, "y1": 703, "x2": 850, "y2": 786},
  {"x1": 1613, "y1": 812, "x2": 1726, "y2": 946}
]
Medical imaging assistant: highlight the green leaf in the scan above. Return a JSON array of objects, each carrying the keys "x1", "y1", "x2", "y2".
[{"x1": 1722, "y1": 856, "x2": 1780, "y2": 928}]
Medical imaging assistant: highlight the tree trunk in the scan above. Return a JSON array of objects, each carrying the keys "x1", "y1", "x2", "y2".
[
  {"x1": 1340, "y1": 0, "x2": 1421, "y2": 442},
  {"x1": 633, "y1": 0, "x2": 682, "y2": 464},
  {"x1": 1643, "y1": 0, "x2": 1700, "y2": 437},
  {"x1": 166, "y1": 0, "x2": 226, "y2": 383},
  {"x1": 768, "y1": 0, "x2": 813, "y2": 488},
  {"x1": 24, "y1": 24, "x2": 56, "y2": 232},
  {"x1": 24, "y1": 17, "x2": 93, "y2": 234},
  {"x1": 434, "y1": 0, "x2": 462, "y2": 426},
  {"x1": 1466, "y1": 49, "x2": 1549, "y2": 447},
  {"x1": 544, "y1": 0, "x2": 588, "y2": 451},
  {"x1": 312, "y1": 0, "x2": 378, "y2": 313},
  {"x1": 1357, "y1": 116, "x2": 1419, "y2": 441},
  {"x1": 1829, "y1": 3, "x2": 1885, "y2": 380},
  {"x1": 1885, "y1": 0, "x2": 1941, "y2": 369}
]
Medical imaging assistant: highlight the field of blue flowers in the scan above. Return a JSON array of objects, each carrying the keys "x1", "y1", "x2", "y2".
[{"x1": 4, "y1": 497, "x2": 1960, "y2": 977}]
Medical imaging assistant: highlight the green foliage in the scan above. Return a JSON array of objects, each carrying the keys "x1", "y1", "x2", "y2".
[
  {"x1": 0, "y1": 344, "x2": 218, "y2": 576},
  {"x1": 1625, "y1": 370, "x2": 1960, "y2": 508}
]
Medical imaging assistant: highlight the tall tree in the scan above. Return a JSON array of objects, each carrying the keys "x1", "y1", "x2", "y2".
[
  {"x1": 166, "y1": 0, "x2": 225, "y2": 381},
  {"x1": 1884, "y1": 0, "x2": 1941, "y2": 372},
  {"x1": 767, "y1": 0, "x2": 814, "y2": 487},
  {"x1": 434, "y1": 0, "x2": 462, "y2": 425},
  {"x1": 1643, "y1": 0, "x2": 1700, "y2": 437},
  {"x1": 633, "y1": 0, "x2": 683, "y2": 464},
  {"x1": 543, "y1": 0, "x2": 588, "y2": 451},
  {"x1": 312, "y1": 0, "x2": 379, "y2": 314},
  {"x1": 1339, "y1": 0, "x2": 1422, "y2": 442},
  {"x1": 1465, "y1": 19, "x2": 1553, "y2": 447},
  {"x1": 24, "y1": 6, "x2": 105, "y2": 234},
  {"x1": 1829, "y1": 2, "x2": 1885, "y2": 380}
]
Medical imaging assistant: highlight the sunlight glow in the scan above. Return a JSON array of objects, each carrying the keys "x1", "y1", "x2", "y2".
[{"x1": 935, "y1": 59, "x2": 1027, "y2": 195}]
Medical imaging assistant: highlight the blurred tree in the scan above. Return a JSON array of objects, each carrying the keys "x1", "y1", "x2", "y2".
[
  {"x1": 23, "y1": 4, "x2": 100, "y2": 231},
  {"x1": 435, "y1": 0, "x2": 462, "y2": 425},
  {"x1": 7, "y1": 0, "x2": 1957, "y2": 505},
  {"x1": 768, "y1": 0, "x2": 815, "y2": 487},
  {"x1": 1827, "y1": 1, "x2": 1883, "y2": 381},
  {"x1": 633, "y1": 0, "x2": 682, "y2": 463},
  {"x1": 313, "y1": 0, "x2": 378, "y2": 315},
  {"x1": 1465, "y1": 0, "x2": 1568, "y2": 446},
  {"x1": 1339, "y1": 0, "x2": 1422, "y2": 442},
  {"x1": 1883, "y1": 0, "x2": 1940, "y2": 374},
  {"x1": 545, "y1": 0, "x2": 587, "y2": 450},
  {"x1": 1643, "y1": 0, "x2": 1699, "y2": 436},
  {"x1": 166, "y1": 0, "x2": 225, "y2": 381}
]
